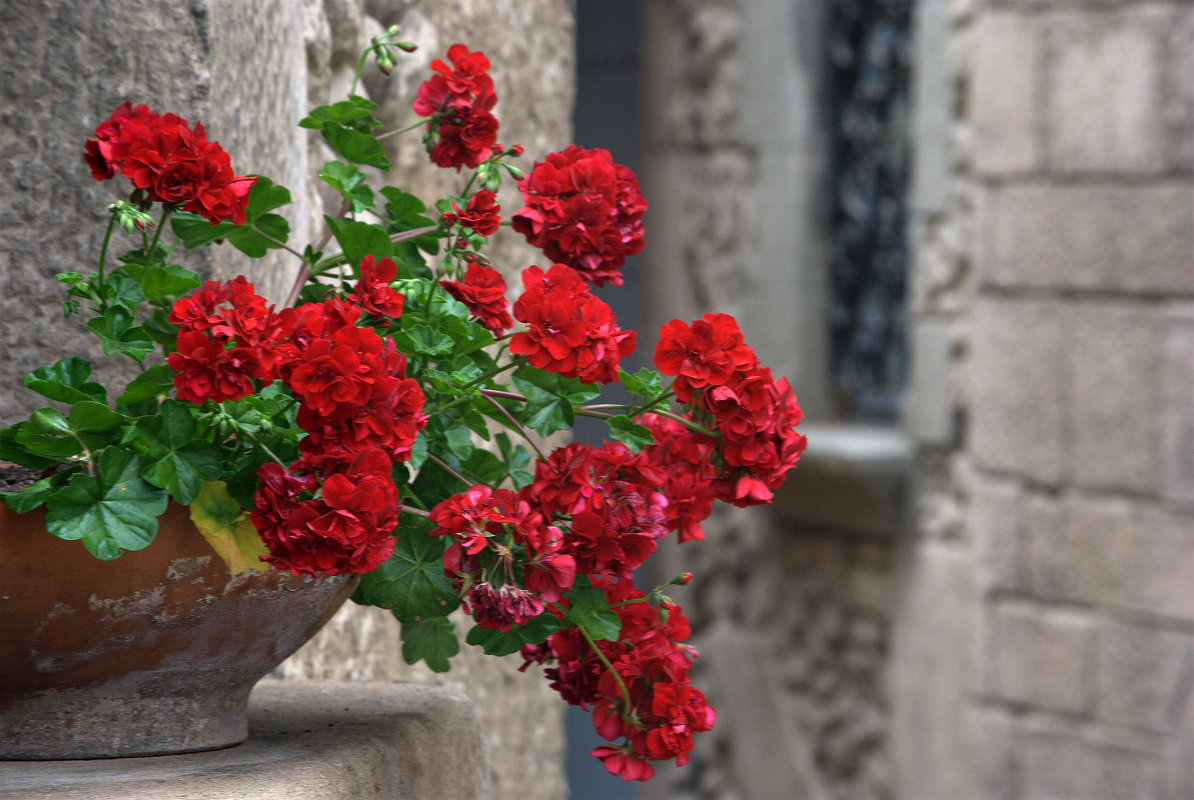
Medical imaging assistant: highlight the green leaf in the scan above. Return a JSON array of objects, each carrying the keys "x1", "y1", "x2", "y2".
[
  {"x1": 395, "y1": 324, "x2": 456, "y2": 358},
  {"x1": 564, "y1": 581, "x2": 622, "y2": 642},
  {"x1": 44, "y1": 449, "x2": 168, "y2": 560},
  {"x1": 465, "y1": 612, "x2": 563, "y2": 656},
  {"x1": 511, "y1": 366, "x2": 601, "y2": 438},
  {"x1": 400, "y1": 617, "x2": 459, "y2": 673},
  {"x1": 0, "y1": 424, "x2": 62, "y2": 469},
  {"x1": 69, "y1": 401, "x2": 123, "y2": 434},
  {"x1": 15, "y1": 408, "x2": 81, "y2": 458},
  {"x1": 326, "y1": 218, "x2": 396, "y2": 272},
  {"x1": 352, "y1": 516, "x2": 458, "y2": 621},
  {"x1": 113, "y1": 263, "x2": 201, "y2": 302},
  {"x1": 87, "y1": 307, "x2": 154, "y2": 362},
  {"x1": 606, "y1": 414, "x2": 655, "y2": 452},
  {"x1": 319, "y1": 161, "x2": 375, "y2": 213},
  {"x1": 299, "y1": 95, "x2": 383, "y2": 132},
  {"x1": 321, "y1": 123, "x2": 389, "y2": 170},
  {"x1": 620, "y1": 367, "x2": 665, "y2": 399},
  {"x1": 118, "y1": 364, "x2": 176, "y2": 404},
  {"x1": 2, "y1": 476, "x2": 60, "y2": 513},
  {"x1": 170, "y1": 178, "x2": 292, "y2": 256},
  {"x1": 25, "y1": 358, "x2": 106, "y2": 405}
]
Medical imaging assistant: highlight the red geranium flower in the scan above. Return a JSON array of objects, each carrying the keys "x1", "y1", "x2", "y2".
[
  {"x1": 512, "y1": 145, "x2": 646, "y2": 287},
  {"x1": 84, "y1": 104, "x2": 255, "y2": 225},
  {"x1": 440, "y1": 262, "x2": 513, "y2": 334},
  {"x1": 510, "y1": 264, "x2": 636, "y2": 384}
]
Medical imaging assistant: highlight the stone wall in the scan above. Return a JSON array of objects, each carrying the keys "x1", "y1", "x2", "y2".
[
  {"x1": 898, "y1": 1, "x2": 1194, "y2": 797},
  {"x1": 638, "y1": 0, "x2": 1193, "y2": 798},
  {"x1": 0, "y1": 2, "x2": 573, "y2": 798}
]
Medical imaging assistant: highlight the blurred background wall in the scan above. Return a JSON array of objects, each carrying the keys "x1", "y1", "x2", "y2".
[{"x1": 618, "y1": 1, "x2": 1193, "y2": 798}]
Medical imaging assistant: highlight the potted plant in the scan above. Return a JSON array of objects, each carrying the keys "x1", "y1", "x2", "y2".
[{"x1": 0, "y1": 31, "x2": 806, "y2": 780}]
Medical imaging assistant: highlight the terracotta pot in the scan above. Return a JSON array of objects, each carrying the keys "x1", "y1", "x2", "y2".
[{"x1": 0, "y1": 501, "x2": 357, "y2": 759}]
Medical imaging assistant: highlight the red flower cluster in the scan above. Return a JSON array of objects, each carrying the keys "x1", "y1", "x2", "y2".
[
  {"x1": 512, "y1": 145, "x2": 647, "y2": 287},
  {"x1": 413, "y1": 44, "x2": 498, "y2": 170},
  {"x1": 167, "y1": 277, "x2": 277, "y2": 403},
  {"x1": 639, "y1": 413, "x2": 718, "y2": 542},
  {"x1": 524, "y1": 577, "x2": 715, "y2": 781},
  {"x1": 528, "y1": 441, "x2": 668, "y2": 579},
  {"x1": 430, "y1": 484, "x2": 576, "y2": 623},
  {"x1": 84, "y1": 102, "x2": 255, "y2": 225},
  {"x1": 440, "y1": 262, "x2": 513, "y2": 334},
  {"x1": 510, "y1": 264, "x2": 636, "y2": 384},
  {"x1": 168, "y1": 277, "x2": 427, "y2": 575},
  {"x1": 348, "y1": 255, "x2": 406, "y2": 319},
  {"x1": 251, "y1": 448, "x2": 398, "y2": 575},
  {"x1": 654, "y1": 313, "x2": 808, "y2": 506},
  {"x1": 443, "y1": 189, "x2": 501, "y2": 236}
]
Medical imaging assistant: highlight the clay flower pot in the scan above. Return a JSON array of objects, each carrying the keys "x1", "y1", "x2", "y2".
[{"x1": 0, "y1": 501, "x2": 357, "y2": 759}]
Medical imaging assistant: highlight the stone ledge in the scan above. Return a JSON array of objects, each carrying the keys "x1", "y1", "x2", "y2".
[
  {"x1": 0, "y1": 680, "x2": 489, "y2": 800},
  {"x1": 773, "y1": 422, "x2": 917, "y2": 538}
]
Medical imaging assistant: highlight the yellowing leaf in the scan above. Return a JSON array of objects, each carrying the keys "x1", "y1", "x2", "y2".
[{"x1": 189, "y1": 481, "x2": 272, "y2": 574}]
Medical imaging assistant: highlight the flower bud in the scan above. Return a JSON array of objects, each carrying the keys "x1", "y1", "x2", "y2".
[
  {"x1": 397, "y1": 41, "x2": 418, "y2": 53},
  {"x1": 676, "y1": 572, "x2": 693, "y2": 585},
  {"x1": 375, "y1": 48, "x2": 396, "y2": 76},
  {"x1": 108, "y1": 200, "x2": 155, "y2": 236}
]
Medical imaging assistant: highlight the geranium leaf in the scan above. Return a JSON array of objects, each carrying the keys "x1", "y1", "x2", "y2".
[
  {"x1": 400, "y1": 617, "x2": 459, "y2": 673},
  {"x1": 564, "y1": 581, "x2": 622, "y2": 642},
  {"x1": 319, "y1": 161, "x2": 375, "y2": 213},
  {"x1": 0, "y1": 424, "x2": 62, "y2": 469},
  {"x1": 465, "y1": 612, "x2": 563, "y2": 656},
  {"x1": 619, "y1": 367, "x2": 664, "y2": 399},
  {"x1": 606, "y1": 414, "x2": 655, "y2": 452},
  {"x1": 87, "y1": 307, "x2": 154, "y2": 362},
  {"x1": 352, "y1": 516, "x2": 458, "y2": 622},
  {"x1": 321, "y1": 123, "x2": 390, "y2": 171},
  {"x1": 118, "y1": 364, "x2": 176, "y2": 405},
  {"x1": 326, "y1": 218, "x2": 396, "y2": 271},
  {"x1": 44, "y1": 449, "x2": 167, "y2": 560},
  {"x1": 25, "y1": 358, "x2": 107, "y2": 405},
  {"x1": 15, "y1": 408, "x2": 81, "y2": 457},
  {"x1": 68, "y1": 401, "x2": 123, "y2": 434},
  {"x1": 188, "y1": 481, "x2": 271, "y2": 574}
]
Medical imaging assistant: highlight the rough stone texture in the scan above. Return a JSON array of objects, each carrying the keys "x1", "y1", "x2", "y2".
[
  {"x1": 970, "y1": 9, "x2": 1040, "y2": 174},
  {"x1": 889, "y1": 542, "x2": 979, "y2": 799},
  {"x1": 1043, "y1": 3, "x2": 1175, "y2": 175},
  {"x1": 1025, "y1": 495, "x2": 1194, "y2": 621},
  {"x1": 985, "y1": 600, "x2": 1095, "y2": 714},
  {"x1": 0, "y1": 681, "x2": 489, "y2": 799},
  {"x1": 975, "y1": 181, "x2": 1194, "y2": 295},
  {"x1": 0, "y1": 1, "x2": 215, "y2": 424},
  {"x1": 1019, "y1": 724, "x2": 1159, "y2": 800},
  {"x1": 1095, "y1": 621, "x2": 1194, "y2": 734},
  {"x1": 1065, "y1": 303, "x2": 1161, "y2": 493},
  {"x1": 970, "y1": 298, "x2": 1067, "y2": 483}
]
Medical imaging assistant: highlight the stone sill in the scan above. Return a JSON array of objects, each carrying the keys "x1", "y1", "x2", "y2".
[
  {"x1": 771, "y1": 421, "x2": 917, "y2": 538},
  {"x1": 0, "y1": 681, "x2": 489, "y2": 800}
]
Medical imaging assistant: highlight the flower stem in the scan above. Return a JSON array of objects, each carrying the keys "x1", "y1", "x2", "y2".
[
  {"x1": 377, "y1": 118, "x2": 430, "y2": 142},
  {"x1": 481, "y1": 392, "x2": 546, "y2": 462},
  {"x1": 576, "y1": 623, "x2": 640, "y2": 728}
]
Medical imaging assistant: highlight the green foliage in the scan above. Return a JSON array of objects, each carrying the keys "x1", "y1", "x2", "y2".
[
  {"x1": 352, "y1": 516, "x2": 459, "y2": 622},
  {"x1": 171, "y1": 177, "x2": 292, "y2": 257},
  {"x1": 43, "y1": 449, "x2": 168, "y2": 560}
]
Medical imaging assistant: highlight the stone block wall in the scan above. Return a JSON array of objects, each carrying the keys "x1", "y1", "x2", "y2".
[
  {"x1": 899, "y1": 1, "x2": 1194, "y2": 798},
  {"x1": 638, "y1": 0, "x2": 1192, "y2": 798}
]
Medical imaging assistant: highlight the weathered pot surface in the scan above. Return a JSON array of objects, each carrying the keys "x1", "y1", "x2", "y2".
[{"x1": 0, "y1": 501, "x2": 357, "y2": 759}]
